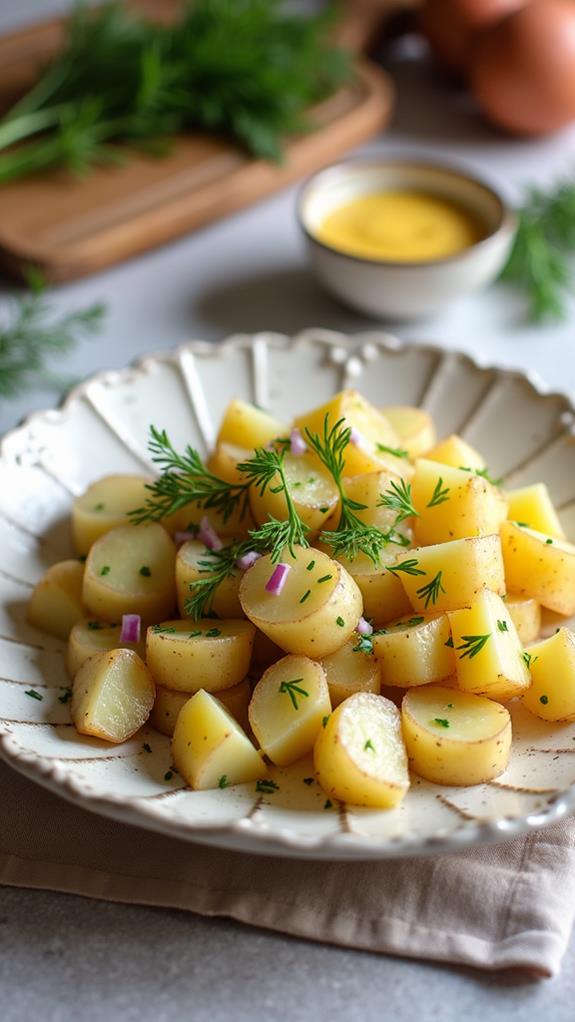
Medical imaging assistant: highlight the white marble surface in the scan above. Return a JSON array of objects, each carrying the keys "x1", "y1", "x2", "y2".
[{"x1": 1, "y1": 2, "x2": 575, "y2": 1017}]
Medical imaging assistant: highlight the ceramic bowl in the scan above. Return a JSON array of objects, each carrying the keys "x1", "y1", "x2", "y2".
[
  {"x1": 1, "y1": 330, "x2": 575, "y2": 861},
  {"x1": 298, "y1": 159, "x2": 517, "y2": 320}
]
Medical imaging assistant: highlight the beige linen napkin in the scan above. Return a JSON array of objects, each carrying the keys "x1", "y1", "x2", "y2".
[{"x1": 1, "y1": 759, "x2": 574, "y2": 977}]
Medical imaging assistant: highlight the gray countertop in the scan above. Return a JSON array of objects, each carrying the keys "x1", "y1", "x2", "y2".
[{"x1": 2, "y1": 2, "x2": 575, "y2": 1018}]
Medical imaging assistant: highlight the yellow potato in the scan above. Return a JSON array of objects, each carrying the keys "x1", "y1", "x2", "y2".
[
  {"x1": 82, "y1": 523, "x2": 176, "y2": 626},
  {"x1": 372, "y1": 613, "x2": 455, "y2": 688},
  {"x1": 324, "y1": 470, "x2": 414, "y2": 536},
  {"x1": 239, "y1": 545, "x2": 362, "y2": 657},
  {"x1": 71, "y1": 648, "x2": 155, "y2": 743},
  {"x1": 412, "y1": 460, "x2": 507, "y2": 546},
  {"x1": 319, "y1": 639, "x2": 381, "y2": 706},
  {"x1": 424, "y1": 434, "x2": 485, "y2": 471},
  {"x1": 381, "y1": 405, "x2": 436, "y2": 460},
  {"x1": 67, "y1": 618, "x2": 145, "y2": 677},
  {"x1": 72, "y1": 474, "x2": 151, "y2": 556},
  {"x1": 249, "y1": 453, "x2": 339, "y2": 535},
  {"x1": 522, "y1": 628, "x2": 575, "y2": 722},
  {"x1": 294, "y1": 389, "x2": 403, "y2": 477},
  {"x1": 506, "y1": 483, "x2": 565, "y2": 540},
  {"x1": 324, "y1": 547, "x2": 413, "y2": 627},
  {"x1": 401, "y1": 685, "x2": 511, "y2": 786},
  {"x1": 217, "y1": 399, "x2": 287, "y2": 449},
  {"x1": 150, "y1": 678, "x2": 251, "y2": 736},
  {"x1": 505, "y1": 595, "x2": 541, "y2": 645},
  {"x1": 500, "y1": 522, "x2": 575, "y2": 615},
  {"x1": 314, "y1": 692, "x2": 409, "y2": 809},
  {"x1": 27, "y1": 560, "x2": 85, "y2": 640},
  {"x1": 145, "y1": 619, "x2": 255, "y2": 693},
  {"x1": 172, "y1": 689, "x2": 266, "y2": 789},
  {"x1": 447, "y1": 589, "x2": 530, "y2": 701},
  {"x1": 249, "y1": 655, "x2": 331, "y2": 766},
  {"x1": 206, "y1": 442, "x2": 252, "y2": 485},
  {"x1": 176, "y1": 540, "x2": 243, "y2": 618},
  {"x1": 397, "y1": 535, "x2": 506, "y2": 614}
]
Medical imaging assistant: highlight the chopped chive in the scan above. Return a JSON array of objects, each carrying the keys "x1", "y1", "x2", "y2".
[
  {"x1": 99, "y1": 565, "x2": 111, "y2": 576},
  {"x1": 497, "y1": 620, "x2": 508, "y2": 632},
  {"x1": 139, "y1": 565, "x2": 151, "y2": 577},
  {"x1": 206, "y1": 628, "x2": 222, "y2": 637},
  {"x1": 322, "y1": 715, "x2": 330, "y2": 728},
  {"x1": 25, "y1": 689, "x2": 43, "y2": 701},
  {"x1": 433, "y1": 718, "x2": 450, "y2": 728},
  {"x1": 299, "y1": 589, "x2": 311, "y2": 604},
  {"x1": 306, "y1": 560, "x2": 316, "y2": 571},
  {"x1": 256, "y1": 779, "x2": 279, "y2": 793},
  {"x1": 58, "y1": 688, "x2": 72, "y2": 704},
  {"x1": 317, "y1": 574, "x2": 332, "y2": 583},
  {"x1": 218, "y1": 774, "x2": 230, "y2": 789},
  {"x1": 546, "y1": 538, "x2": 553, "y2": 545},
  {"x1": 336, "y1": 616, "x2": 345, "y2": 627}
]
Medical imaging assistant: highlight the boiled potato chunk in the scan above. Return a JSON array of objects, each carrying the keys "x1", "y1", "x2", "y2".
[
  {"x1": 217, "y1": 399, "x2": 287, "y2": 450},
  {"x1": 239, "y1": 545, "x2": 362, "y2": 657},
  {"x1": 176, "y1": 540, "x2": 243, "y2": 618},
  {"x1": 381, "y1": 405, "x2": 436, "y2": 460},
  {"x1": 206, "y1": 442, "x2": 252, "y2": 485},
  {"x1": 249, "y1": 655, "x2": 331, "y2": 766},
  {"x1": 412, "y1": 460, "x2": 507, "y2": 546},
  {"x1": 424, "y1": 434, "x2": 485, "y2": 471},
  {"x1": 151, "y1": 678, "x2": 251, "y2": 736},
  {"x1": 522, "y1": 629, "x2": 575, "y2": 722},
  {"x1": 324, "y1": 469, "x2": 414, "y2": 535},
  {"x1": 325, "y1": 547, "x2": 413, "y2": 627},
  {"x1": 398, "y1": 535, "x2": 506, "y2": 614},
  {"x1": 372, "y1": 613, "x2": 455, "y2": 688},
  {"x1": 72, "y1": 474, "x2": 151, "y2": 556},
  {"x1": 67, "y1": 618, "x2": 145, "y2": 677},
  {"x1": 506, "y1": 483, "x2": 565, "y2": 540},
  {"x1": 172, "y1": 689, "x2": 266, "y2": 789},
  {"x1": 27, "y1": 559, "x2": 85, "y2": 640},
  {"x1": 83, "y1": 523, "x2": 176, "y2": 625},
  {"x1": 170, "y1": 498, "x2": 250, "y2": 540},
  {"x1": 294, "y1": 389, "x2": 403, "y2": 477},
  {"x1": 249, "y1": 453, "x2": 339, "y2": 535},
  {"x1": 505, "y1": 595, "x2": 541, "y2": 645},
  {"x1": 447, "y1": 589, "x2": 530, "y2": 701},
  {"x1": 500, "y1": 522, "x2": 575, "y2": 615},
  {"x1": 314, "y1": 692, "x2": 409, "y2": 809},
  {"x1": 71, "y1": 648, "x2": 155, "y2": 743},
  {"x1": 401, "y1": 685, "x2": 511, "y2": 786},
  {"x1": 145, "y1": 619, "x2": 255, "y2": 693},
  {"x1": 319, "y1": 640, "x2": 381, "y2": 706}
]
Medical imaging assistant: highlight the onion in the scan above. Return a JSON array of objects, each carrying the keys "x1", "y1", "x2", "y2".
[
  {"x1": 174, "y1": 530, "x2": 196, "y2": 547},
  {"x1": 120, "y1": 614, "x2": 141, "y2": 644},
  {"x1": 290, "y1": 428, "x2": 307, "y2": 456},
  {"x1": 265, "y1": 562, "x2": 291, "y2": 595},
  {"x1": 356, "y1": 616, "x2": 373, "y2": 636},
  {"x1": 198, "y1": 515, "x2": 223, "y2": 552},
  {"x1": 236, "y1": 550, "x2": 261, "y2": 571},
  {"x1": 349, "y1": 426, "x2": 368, "y2": 450}
]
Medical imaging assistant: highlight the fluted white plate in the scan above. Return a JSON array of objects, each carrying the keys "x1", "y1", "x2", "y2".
[{"x1": 2, "y1": 329, "x2": 575, "y2": 861}]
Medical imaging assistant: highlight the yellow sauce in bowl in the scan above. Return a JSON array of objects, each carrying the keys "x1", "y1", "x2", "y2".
[{"x1": 315, "y1": 190, "x2": 487, "y2": 263}]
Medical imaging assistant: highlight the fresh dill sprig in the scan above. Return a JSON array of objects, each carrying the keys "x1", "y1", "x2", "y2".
[
  {"x1": 427, "y1": 478, "x2": 450, "y2": 508},
  {"x1": 184, "y1": 542, "x2": 247, "y2": 620},
  {"x1": 456, "y1": 633, "x2": 490, "y2": 660},
  {"x1": 377, "y1": 478, "x2": 419, "y2": 525},
  {"x1": 237, "y1": 447, "x2": 310, "y2": 562},
  {"x1": 459, "y1": 466, "x2": 503, "y2": 487},
  {"x1": 375, "y1": 442, "x2": 409, "y2": 460},
  {"x1": 386, "y1": 558, "x2": 426, "y2": 578},
  {"x1": 416, "y1": 570, "x2": 445, "y2": 608}
]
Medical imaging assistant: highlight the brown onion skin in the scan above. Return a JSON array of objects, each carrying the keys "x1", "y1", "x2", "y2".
[
  {"x1": 470, "y1": 0, "x2": 575, "y2": 134},
  {"x1": 418, "y1": 0, "x2": 528, "y2": 76}
]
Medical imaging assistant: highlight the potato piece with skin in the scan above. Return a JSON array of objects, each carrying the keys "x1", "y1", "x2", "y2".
[
  {"x1": 67, "y1": 618, "x2": 145, "y2": 677},
  {"x1": 424, "y1": 434, "x2": 485, "y2": 471},
  {"x1": 398, "y1": 535, "x2": 506, "y2": 614},
  {"x1": 500, "y1": 522, "x2": 575, "y2": 615},
  {"x1": 83, "y1": 523, "x2": 176, "y2": 626},
  {"x1": 176, "y1": 540, "x2": 243, "y2": 619},
  {"x1": 171, "y1": 498, "x2": 252, "y2": 540},
  {"x1": 249, "y1": 655, "x2": 331, "y2": 766},
  {"x1": 381, "y1": 406, "x2": 436, "y2": 460},
  {"x1": 506, "y1": 483, "x2": 565, "y2": 540},
  {"x1": 71, "y1": 648, "x2": 155, "y2": 744},
  {"x1": 206, "y1": 442, "x2": 251, "y2": 485},
  {"x1": 172, "y1": 689, "x2": 266, "y2": 790},
  {"x1": 151, "y1": 678, "x2": 251, "y2": 736},
  {"x1": 321, "y1": 546, "x2": 413, "y2": 627},
  {"x1": 522, "y1": 629, "x2": 575, "y2": 722},
  {"x1": 249, "y1": 453, "x2": 339, "y2": 535},
  {"x1": 314, "y1": 692, "x2": 409, "y2": 809},
  {"x1": 401, "y1": 685, "x2": 511, "y2": 786},
  {"x1": 319, "y1": 639, "x2": 381, "y2": 707},
  {"x1": 145, "y1": 619, "x2": 255, "y2": 693},
  {"x1": 323, "y1": 469, "x2": 414, "y2": 535},
  {"x1": 448, "y1": 589, "x2": 530, "y2": 701},
  {"x1": 27, "y1": 560, "x2": 85, "y2": 640},
  {"x1": 412, "y1": 459, "x2": 507, "y2": 546},
  {"x1": 217, "y1": 399, "x2": 287, "y2": 450},
  {"x1": 294, "y1": 389, "x2": 403, "y2": 477},
  {"x1": 239, "y1": 545, "x2": 362, "y2": 658},
  {"x1": 372, "y1": 613, "x2": 455, "y2": 688},
  {"x1": 72, "y1": 475, "x2": 152, "y2": 556},
  {"x1": 505, "y1": 595, "x2": 541, "y2": 645}
]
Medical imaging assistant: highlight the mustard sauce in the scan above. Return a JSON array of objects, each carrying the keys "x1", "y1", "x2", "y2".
[{"x1": 316, "y1": 190, "x2": 487, "y2": 263}]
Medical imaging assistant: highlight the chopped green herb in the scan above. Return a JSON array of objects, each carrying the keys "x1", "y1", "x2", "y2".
[
  {"x1": 546, "y1": 538, "x2": 553, "y2": 545},
  {"x1": 364, "y1": 739, "x2": 375, "y2": 752},
  {"x1": 142, "y1": 742, "x2": 152, "y2": 753},
  {"x1": 514, "y1": 521, "x2": 530, "y2": 529},
  {"x1": 206, "y1": 628, "x2": 222, "y2": 638},
  {"x1": 99, "y1": 565, "x2": 111, "y2": 576},
  {"x1": 324, "y1": 799, "x2": 333, "y2": 810},
  {"x1": 278, "y1": 678, "x2": 309, "y2": 710},
  {"x1": 377, "y1": 478, "x2": 419, "y2": 524},
  {"x1": 303, "y1": 777, "x2": 315, "y2": 786},
  {"x1": 459, "y1": 466, "x2": 502, "y2": 487},
  {"x1": 58, "y1": 687, "x2": 72, "y2": 704},
  {"x1": 387, "y1": 558, "x2": 426, "y2": 578},
  {"x1": 433, "y1": 718, "x2": 450, "y2": 729},
  {"x1": 152, "y1": 624, "x2": 176, "y2": 634},
  {"x1": 256, "y1": 779, "x2": 279, "y2": 794},
  {"x1": 539, "y1": 694, "x2": 549, "y2": 705},
  {"x1": 427, "y1": 477, "x2": 450, "y2": 508},
  {"x1": 322, "y1": 715, "x2": 330, "y2": 728},
  {"x1": 87, "y1": 620, "x2": 103, "y2": 630},
  {"x1": 306, "y1": 560, "x2": 316, "y2": 571},
  {"x1": 523, "y1": 651, "x2": 539, "y2": 668},
  {"x1": 93, "y1": 502, "x2": 105, "y2": 511},
  {"x1": 188, "y1": 630, "x2": 202, "y2": 638},
  {"x1": 457, "y1": 634, "x2": 490, "y2": 659},
  {"x1": 353, "y1": 634, "x2": 374, "y2": 655},
  {"x1": 396, "y1": 616, "x2": 426, "y2": 629},
  {"x1": 25, "y1": 688, "x2": 43, "y2": 701},
  {"x1": 497, "y1": 620, "x2": 509, "y2": 632},
  {"x1": 164, "y1": 771, "x2": 174, "y2": 781},
  {"x1": 376, "y1": 443, "x2": 409, "y2": 460},
  {"x1": 139, "y1": 565, "x2": 151, "y2": 577},
  {"x1": 218, "y1": 775, "x2": 230, "y2": 789},
  {"x1": 336, "y1": 616, "x2": 345, "y2": 627},
  {"x1": 299, "y1": 589, "x2": 311, "y2": 604},
  {"x1": 319, "y1": 506, "x2": 329, "y2": 514},
  {"x1": 447, "y1": 703, "x2": 454, "y2": 709},
  {"x1": 416, "y1": 570, "x2": 446, "y2": 609},
  {"x1": 445, "y1": 636, "x2": 454, "y2": 648},
  {"x1": 317, "y1": 574, "x2": 333, "y2": 583}
]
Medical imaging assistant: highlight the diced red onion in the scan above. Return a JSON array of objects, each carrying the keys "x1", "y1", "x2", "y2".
[
  {"x1": 198, "y1": 515, "x2": 223, "y2": 552},
  {"x1": 236, "y1": 550, "x2": 261, "y2": 571},
  {"x1": 265, "y1": 562, "x2": 291, "y2": 595},
  {"x1": 120, "y1": 614, "x2": 141, "y2": 644},
  {"x1": 356, "y1": 616, "x2": 373, "y2": 636},
  {"x1": 349, "y1": 426, "x2": 369, "y2": 451},
  {"x1": 175, "y1": 530, "x2": 196, "y2": 547},
  {"x1": 290, "y1": 428, "x2": 307, "y2": 456}
]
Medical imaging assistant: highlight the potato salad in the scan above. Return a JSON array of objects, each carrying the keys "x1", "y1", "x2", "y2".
[{"x1": 26, "y1": 390, "x2": 575, "y2": 809}]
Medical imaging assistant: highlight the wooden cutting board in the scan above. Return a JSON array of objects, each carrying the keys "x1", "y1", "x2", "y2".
[{"x1": 0, "y1": 1, "x2": 402, "y2": 284}]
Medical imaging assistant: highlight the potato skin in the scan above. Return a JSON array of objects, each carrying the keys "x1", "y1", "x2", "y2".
[
  {"x1": 67, "y1": 618, "x2": 145, "y2": 677},
  {"x1": 319, "y1": 640, "x2": 381, "y2": 706},
  {"x1": 372, "y1": 613, "x2": 455, "y2": 688},
  {"x1": 27, "y1": 560, "x2": 85, "y2": 640},
  {"x1": 82, "y1": 523, "x2": 176, "y2": 625},
  {"x1": 176, "y1": 540, "x2": 243, "y2": 618},
  {"x1": 145, "y1": 619, "x2": 255, "y2": 693},
  {"x1": 71, "y1": 648, "x2": 155, "y2": 743}
]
